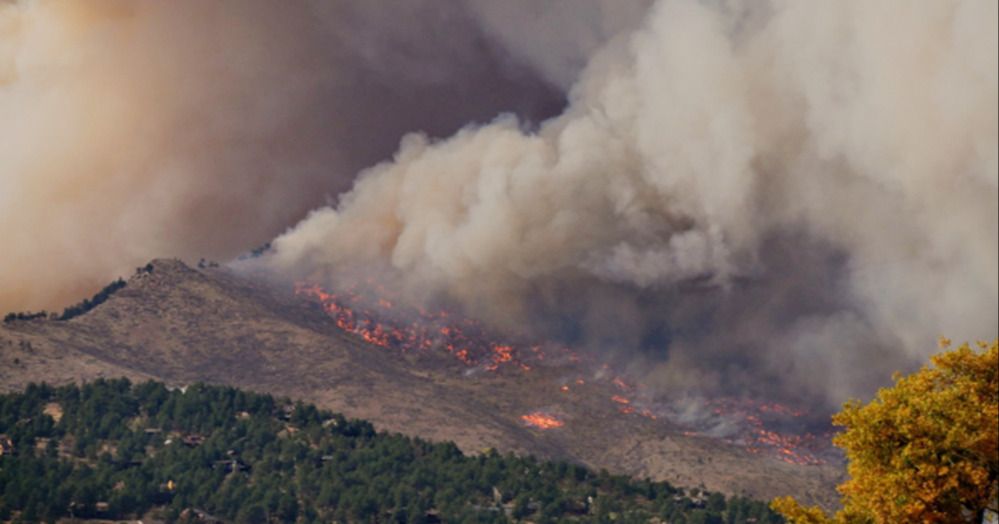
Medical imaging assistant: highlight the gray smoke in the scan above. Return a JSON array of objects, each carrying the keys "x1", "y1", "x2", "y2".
[
  {"x1": 267, "y1": 0, "x2": 998, "y2": 409},
  {"x1": 2, "y1": 0, "x2": 634, "y2": 312}
]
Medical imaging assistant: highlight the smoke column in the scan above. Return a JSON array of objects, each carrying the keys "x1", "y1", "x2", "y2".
[
  {"x1": 268, "y1": 0, "x2": 998, "y2": 409},
  {"x1": 2, "y1": 1, "x2": 640, "y2": 312}
]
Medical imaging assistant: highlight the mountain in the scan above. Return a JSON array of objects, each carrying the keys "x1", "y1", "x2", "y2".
[{"x1": 0, "y1": 258, "x2": 843, "y2": 507}]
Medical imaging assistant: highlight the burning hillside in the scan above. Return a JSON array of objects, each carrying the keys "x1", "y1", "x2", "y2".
[
  {"x1": 1, "y1": 4, "x2": 991, "y2": 501},
  {"x1": 294, "y1": 281, "x2": 558, "y2": 372},
  {"x1": 1, "y1": 258, "x2": 845, "y2": 506},
  {"x1": 696, "y1": 399, "x2": 832, "y2": 466},
  {"x1": 264, "y1": 0, "x2": 997, "y2": 432},
  {"x1": 294, "y1": 278, "x2": 832, "y2": 466},
  {"x1": 11, "y1": 1, "x2": 988, "y2": 511}
]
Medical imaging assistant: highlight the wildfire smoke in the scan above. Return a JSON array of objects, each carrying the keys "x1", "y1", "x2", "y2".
[{"x1": 267, "y1": 0, "x2": 997, "y2": 413}]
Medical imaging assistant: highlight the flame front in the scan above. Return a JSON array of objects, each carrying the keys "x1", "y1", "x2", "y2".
[
  {"x1": 703, "y1": 399, "x2": 829, "y2": 466},
  {"x1": 521, "y1": 412, "x2": 564, "y2": 430},
  {"x1": 295, "y1": 281, "x2": 568, "y2": 371}
]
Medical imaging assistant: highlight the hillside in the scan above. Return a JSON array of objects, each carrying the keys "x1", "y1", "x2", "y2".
[
  {"x1": 0, "y1": 259, "x2": 843, "y2": 507},
  {"x1": 0, "y1": 380, "x2": 784, "y2": 523}
]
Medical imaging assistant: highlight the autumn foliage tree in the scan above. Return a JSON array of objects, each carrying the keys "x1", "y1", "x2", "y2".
[{"x1": 773, "y1": 339, "x2": 998, "y2": 523}]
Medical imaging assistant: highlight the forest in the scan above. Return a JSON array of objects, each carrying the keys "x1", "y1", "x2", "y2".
[{"x1": 0, "y1": 379, "x2": 782, "y2": 523}]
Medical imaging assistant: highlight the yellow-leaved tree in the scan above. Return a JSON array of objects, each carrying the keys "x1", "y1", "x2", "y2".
[{"x1": 773, "y1": 339, "x2": 998, "y2": 523}]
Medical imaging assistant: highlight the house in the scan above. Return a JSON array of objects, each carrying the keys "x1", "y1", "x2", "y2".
[
  {"x1": 0, "y1": 434, "x2": 13, "y2": 456},
  {"x1": 278, "y1": 404, "x2": 295, "y2": 421},
  {"x1": 181, "y1": 433, "x2": 206, "y2": 447},
  {"x1": 180, "y1": 508, "x2": 224, "y2": 524},
  {"x1": 314, "y1": 454, "x2": 336, "y2": 466},
  {"x1": 212, "y1": 458, "x2": 250, "y2": 474}
]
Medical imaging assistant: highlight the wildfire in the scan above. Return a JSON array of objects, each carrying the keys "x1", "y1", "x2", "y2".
[
  {"x1": 521, "y1": 412, "x2": 564, "y2": 430},
  {"x1": 701, "y1": 398, "x2": 829, "y2": 466},
  {"x1": 294, "y1": 281, "x2": 566, "y2": 372},
  {"x1": 612, "y1": 377, "x2": 631, "y2": 391},
  {"x1": 486, "y1": 345, "x2": 514, "y2": 371},
  {"x1": 295, "y1": 280, "x2": 825, "y2": 464}
]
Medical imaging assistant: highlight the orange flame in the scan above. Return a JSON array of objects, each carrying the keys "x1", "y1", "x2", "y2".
[
  {"x1": 521, "y1": 412, "x2": 564, "y2": 429},
  {"x1": 703, "y1": 398, "x2": 828, "y2": 465}
]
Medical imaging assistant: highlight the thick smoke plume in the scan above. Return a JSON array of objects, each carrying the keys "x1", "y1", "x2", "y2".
[
  {"x1": 3, "y1": 0, "x2": 639, "y2": 312},
  {"x1": 269, "y1": 0, "x2": 998, "y2": 409}
]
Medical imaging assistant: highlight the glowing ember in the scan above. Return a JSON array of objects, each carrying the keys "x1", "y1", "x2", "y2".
[
  {"x1": 486, "y1": 345, "x2": 514, "y2": 371},
  {"x1": 609, "y1": 394, "x2": 658, "y2": 420},
  {"x1": 611, "y1": 395, "x2": 631, "y2": 405},
  {"x1": 521, "y1": 412, "x2": 564, "y2": 429},
  {"x1": 700, "y1": 398, "x2": 830, "y2": 466}
]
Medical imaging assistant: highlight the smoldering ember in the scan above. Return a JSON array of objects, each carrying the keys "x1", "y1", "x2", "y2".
[{"x1": 1, "y1": 2, "x2": 996, "y2": 523}]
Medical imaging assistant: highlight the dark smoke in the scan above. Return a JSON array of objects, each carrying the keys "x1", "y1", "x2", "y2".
[
  {"x1": 3, "y1": 1, "x2": 635, "y2": 312},
  {"x1": 265, "y1": 0, "x2": 998, "y2": 410}
]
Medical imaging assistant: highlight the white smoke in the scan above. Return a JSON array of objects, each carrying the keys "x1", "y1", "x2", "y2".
[
  {"x1": 268, "y1": 0, "x2": 998, "y2": 407},
  {"x1": 1, "y1": 0, "x2": 613, "y2": 313}
]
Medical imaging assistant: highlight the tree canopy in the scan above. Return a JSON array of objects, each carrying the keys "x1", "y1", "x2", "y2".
[
  {"x1": 773, "y1": 339, "x2": 999, "y2": 523},
  {"x1": 0, "y1": 379, "x2": 781, "y2": 523}
]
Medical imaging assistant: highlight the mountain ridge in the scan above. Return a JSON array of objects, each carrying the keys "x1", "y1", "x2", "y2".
[{"x1": 0, "y1": 258, "x2": 843, "y2": 507}]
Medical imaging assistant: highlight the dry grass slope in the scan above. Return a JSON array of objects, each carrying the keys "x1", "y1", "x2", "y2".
[{"x1": 0, "y1": 259, "x2": 843, "y2": 507}]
